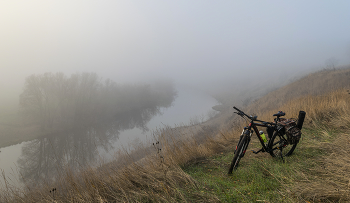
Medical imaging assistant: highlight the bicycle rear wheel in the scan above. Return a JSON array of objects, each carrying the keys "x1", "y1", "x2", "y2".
[
  {"x1": 228, "y1": 134, "x2": 249, "y2": 174},
  {"x1": 268, "y1": 131, "x2": 297, "y2": 157}
]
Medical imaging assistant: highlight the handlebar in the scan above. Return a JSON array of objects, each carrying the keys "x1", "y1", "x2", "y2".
[
  {"x1": 233, "y1": 106, "x2": 241, "y2": 112},
  {"x1": 233, "y1": 106, "x2": 250, "y2": 118},
  {"x1": 233, "y1": 106, "x2": 276, "y2": 125}
]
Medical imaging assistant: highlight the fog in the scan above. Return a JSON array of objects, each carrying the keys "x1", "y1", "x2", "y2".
[
  {"x1": 1, "y1": 1, "x2": 350, "y2": 190},
  {"x1": 1, "y1": 1, "x2": 350, "y2": 106}
]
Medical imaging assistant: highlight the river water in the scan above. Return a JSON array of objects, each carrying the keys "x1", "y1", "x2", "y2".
[{"x1": 0, "y1": 86, "x2": 219, "y2": 188}]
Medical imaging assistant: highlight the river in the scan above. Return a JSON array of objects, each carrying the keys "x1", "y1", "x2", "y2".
[{"x1": 0, "y1": 86, "x2": 219, "y2": 188}]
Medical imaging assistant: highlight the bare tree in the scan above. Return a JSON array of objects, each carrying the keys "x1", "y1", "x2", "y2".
[{"x1": 325, "y1": 57, "x2": 339, "y2": 71}]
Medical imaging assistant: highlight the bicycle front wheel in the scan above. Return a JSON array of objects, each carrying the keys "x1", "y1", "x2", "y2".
[
  {"x1": 228, "y1": 135, "x2": 249, "y2": 174},
  {"x1": 268, "y1": 131, "x2": 297, "y2": 157}
]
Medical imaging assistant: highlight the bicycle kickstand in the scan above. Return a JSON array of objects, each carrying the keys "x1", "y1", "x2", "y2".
[
  {"x1": 278, "y1": 147, "x2": 285, "y2": 163},
  {"x1": 251, "y1": 148, "x2": 263, "y2": 154}
]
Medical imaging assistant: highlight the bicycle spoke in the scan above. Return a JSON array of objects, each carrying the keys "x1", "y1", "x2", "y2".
[{"x1": 269, "y1": 131, "x2": 298, "y2": 158}]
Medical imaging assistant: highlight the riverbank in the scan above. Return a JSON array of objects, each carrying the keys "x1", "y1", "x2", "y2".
[
  {"x1": 1, "y1": 68, "x2": 350, "y2": 202},
  {"x1": 0, "y1": 111, "x2": 44, "y2": 148}
]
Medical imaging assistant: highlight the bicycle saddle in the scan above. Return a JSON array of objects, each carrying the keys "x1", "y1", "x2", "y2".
[{"x1": 273, "y1": 111, "x2": 285, "y2": 117}]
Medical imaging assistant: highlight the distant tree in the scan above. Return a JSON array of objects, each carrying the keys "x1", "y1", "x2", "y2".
[
  {"x1": 325, "y1": 57, "x2": 339, "y2": 71},
  {"x1": 19, "y1": 72, "x2": 177, "y2": 132},
  {"x1": 19, "y1": 72, "x2": 101, "y2": 130},
  {"x1": 19, "y1": 72, "x2": 68, "y2": 129}
]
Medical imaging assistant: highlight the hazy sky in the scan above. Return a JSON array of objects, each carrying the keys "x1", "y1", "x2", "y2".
[{"x1": 1, "y1": 1, "x2": 350, "y2": 99}]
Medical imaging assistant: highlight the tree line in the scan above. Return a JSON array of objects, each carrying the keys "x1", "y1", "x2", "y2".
[{"x1": 19, "y1": 72, "x2": 177, "y2": 131}]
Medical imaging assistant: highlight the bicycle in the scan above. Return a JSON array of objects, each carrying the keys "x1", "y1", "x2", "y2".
[{"x1": 228, "y1": 106, "x2": 306, "y2": 174}]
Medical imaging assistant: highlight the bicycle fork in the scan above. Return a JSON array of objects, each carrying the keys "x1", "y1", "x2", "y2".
[
  {"x1": 234, "y1": 129, "x2": 251, "y2": 158},
  {"x1": 240, "y1": 136, "x2": 250, "y2": 158},
  {"x1": 234, "y1": 128, "x2": 247, "y2": 154}
]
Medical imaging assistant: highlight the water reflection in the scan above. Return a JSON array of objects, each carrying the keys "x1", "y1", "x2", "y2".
[
  {"x1": 17, "y1": 93, "x2": 175, "y2": 186},
  {"x1": 17, "y1": 127, "x2": 113, "y2": 185}
]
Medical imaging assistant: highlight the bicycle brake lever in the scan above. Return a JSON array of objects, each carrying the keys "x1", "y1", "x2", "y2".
[
  {"x1": 251, "y1": 115, "x2": 257, "y2": 121},
  {"x1": 237, "y1": 112, "x2": 244, "y2": 117}
]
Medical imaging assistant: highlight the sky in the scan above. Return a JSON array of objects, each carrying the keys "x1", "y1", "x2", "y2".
[{"x1": 1, "y1": 0, "x2": 350, "y2": 102}]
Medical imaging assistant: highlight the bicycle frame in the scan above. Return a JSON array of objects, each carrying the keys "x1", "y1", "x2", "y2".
[
  {"x1": 233, "y1": 106, "x2": 279, "y2": 154},
  {"x1": 245, "y1": 119, "x2": 277, "y2": 153},
  {"x1": 229, "y1": 106, "x2": 304, "y2": 174}
]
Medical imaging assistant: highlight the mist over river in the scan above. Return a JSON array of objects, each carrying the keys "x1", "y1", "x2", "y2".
[{"x1": 0, "y1": 86, "x2": 219, "y2": 188}]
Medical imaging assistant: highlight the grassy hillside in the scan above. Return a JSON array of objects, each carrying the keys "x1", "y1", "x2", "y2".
[
  {"x1": 247, "y1": 66, "x2": 350, "y2": 113},
  {"x1": 1, "y1": 67, "x2": 350, "y2": 202},
  {"x1": 183, "y1": 88, "x2": 350, "y2": 202}
]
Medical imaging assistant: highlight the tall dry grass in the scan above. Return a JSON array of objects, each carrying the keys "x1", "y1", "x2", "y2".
[
  {"x1": 247, "y1": 67, "x2": 350, "y2": 113},
  {"x1": 0, "y1": 124, "x2": 223, "y2": 202},
  {"x1": 249, "y1": 89, "x2": 350, "y2": 202},
  {"x1": 284, "y1": 90, "x2": 350, "y2": 202},
  {"x1": 292, "y1": 133, "x2": 350, "y2": 202},
  {"x1": 217, "y1": 88, "x2": 350, "y2": 202},
  {"x1": 1, "y1": 68, "x2": 350, "y2": 202},
  {"x1": 258, "y1": 88, "x2": 350, "y2": 129}
]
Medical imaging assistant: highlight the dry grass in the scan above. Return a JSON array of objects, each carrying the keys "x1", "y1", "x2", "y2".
[
  {"x1": 251, "y1": 88, "x2": 350, "y2": 128},
  {"x1": 247, "y1": 67, "x2": 350, "y2": 112},
  {"x1": 217, "y1": 86, "x2": 350, "y2": 202},
  {"x1": 1, "y1": 163, "x2": 200, "y2": 202},
  {"x1": 292, "y1": 133, "x2": 350, "y2": 202},
  {"x1": 0, "y1": 125, "x2": 224, "y2": 202},
  {"x1": 1, "y1": 68, "x2": 350, "y2": 202},
  {"x1": 176, "y1": 71, "x2": 350, "y2": 202},
  {"x1": 248, "y1": 89, "x2": 350, "y2": 202}
]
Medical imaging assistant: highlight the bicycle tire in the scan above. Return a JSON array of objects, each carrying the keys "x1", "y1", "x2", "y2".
[
  {"x1": 228, "y1": 134, "x2": 248, "y2": 174},
  {"x1": 268, "y1": 131, "x2": 297, "y2": 157}
]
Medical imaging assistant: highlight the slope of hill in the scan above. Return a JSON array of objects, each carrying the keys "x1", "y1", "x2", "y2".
[
  {"x1": 1, "y1": 66, "x2": 350, "y2": 202},
  {"x1": 183, "y1": 88, "x2": 350, "y2": 202},
  {"x1": 247, "y1": 66, "x2": 350, "y2": 113}
]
